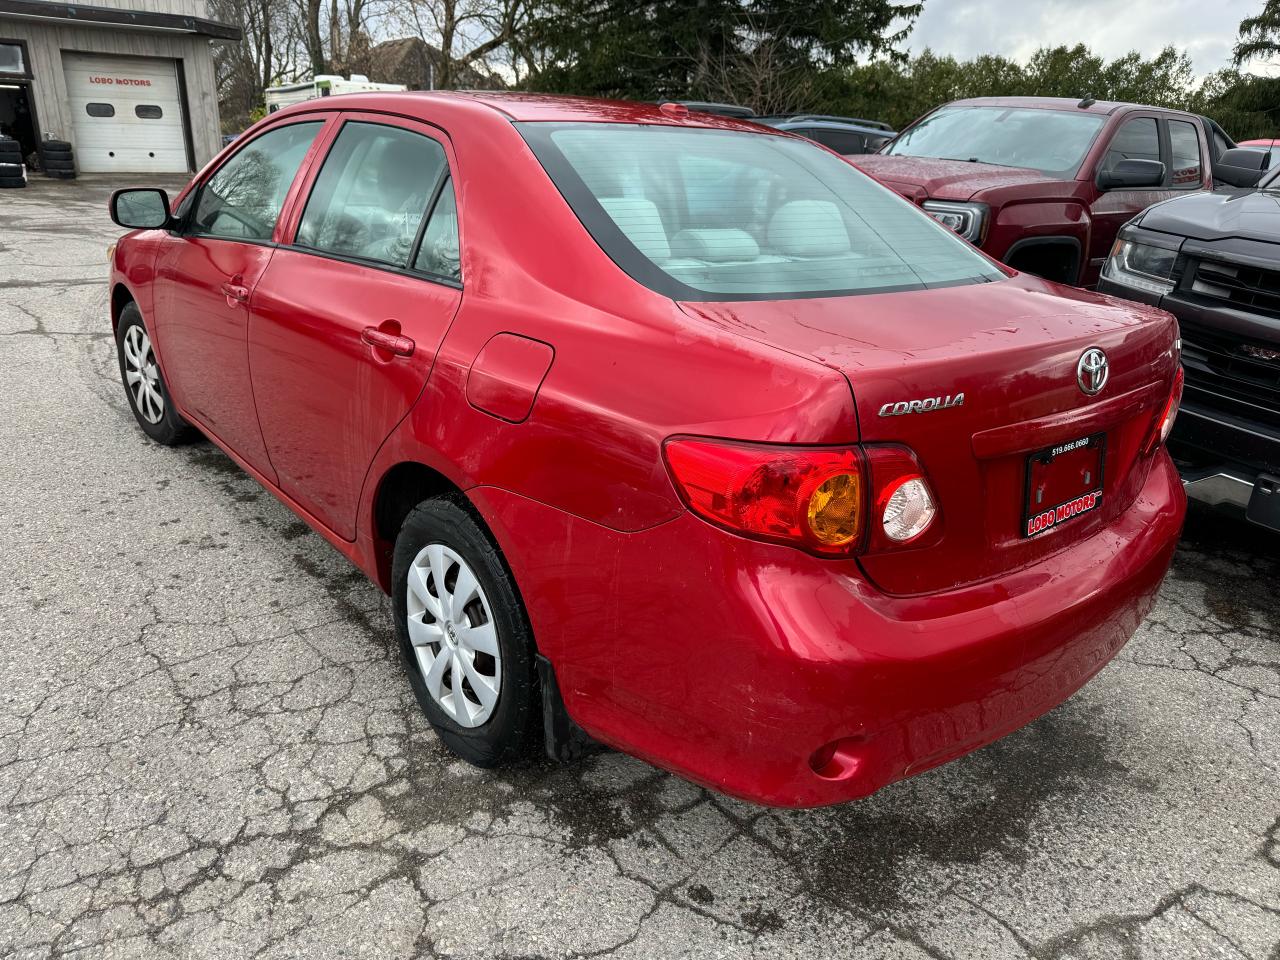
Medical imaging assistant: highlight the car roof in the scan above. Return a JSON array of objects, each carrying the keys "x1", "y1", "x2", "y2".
[
  {"x1": 946, "y1": 95, "x2": 1188, "y2": 117},
  {"x1": 267, "y1": 89, "x2": 778, "y2": 132},
  {"x1": 758, "y1": 114, "x2": 894, "y2": 132},
  {"x1": 762, "y1": 118, "x2": 895, "y2": 136}
]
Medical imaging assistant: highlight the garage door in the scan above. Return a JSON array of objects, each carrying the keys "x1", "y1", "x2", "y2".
[{"x1": 63, "y1": 53, "x2": 189, "y2": 173}]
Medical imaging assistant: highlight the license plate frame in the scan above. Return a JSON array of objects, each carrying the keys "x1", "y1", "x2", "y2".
[{"x1": 1023, "y1": 433, "x2": 1106, "y2": 538}]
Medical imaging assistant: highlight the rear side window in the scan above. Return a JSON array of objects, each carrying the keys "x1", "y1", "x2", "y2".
[
  {"x1": 296, "y1": 121, "x2": 448, "y2": 270},
  {"x1": 1168, "y1": 120, "x2": 1202, "y2": 187},
  {"x1": 1101, "y1": 117, "x2": 1160, "y2": 178},
  {"x1": 519, "y1": 122, "x2": 1004, "y2": 301},
  {"x1": 1212, "y1": 128, "x2": 1233, "y2": 162},
  {"x1": 413, "y1": 179, "x2": 460, "y2": 280},
  {"x1": 191, "y1": 121, "x2": 322, "y2": 242},
  {"x1": 803, "y1": 129, "x2": 867, "y2": 156}
]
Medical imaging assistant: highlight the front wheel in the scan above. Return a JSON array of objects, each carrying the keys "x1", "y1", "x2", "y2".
[
  {"x1": 392, "y1": 497, "x2": 538, "y2": 767},
  {"x1": 114, "y1": 303, "x2": 196, "y2": 445}
]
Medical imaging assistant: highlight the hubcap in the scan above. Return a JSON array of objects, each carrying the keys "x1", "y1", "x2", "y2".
[
  {"x1": 405, "y1": 543, "x2": 501, "y2": 728},
  {"x1": 122, "y1": 325, "x2": 164, "y2": 424}
]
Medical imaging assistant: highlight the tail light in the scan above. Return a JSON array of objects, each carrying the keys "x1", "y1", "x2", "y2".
[
  {"x1": 1144, "y1": 366, "x2": 1184, "y2": 455},
  {"x1": 864, "y1": 444, "x2": 942, "y2": 552},
  {"x1": 663, "y1": 438, "x2": 938, "y2": 556}
]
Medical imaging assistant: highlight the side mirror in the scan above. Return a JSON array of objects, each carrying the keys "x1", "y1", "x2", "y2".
[
  {"x1": 1099, "y1": 158, "x2": 1166, "y2": 190},
  {"x1": 1215, "y1": 148, "x2": 1268, "y2": 188},
  {"x1": 110, "y1": 188, "x2": 171, "y2": 229}
]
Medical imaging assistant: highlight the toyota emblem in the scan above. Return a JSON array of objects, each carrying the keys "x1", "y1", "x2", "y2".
[{"x1": 1077, "y1": 347, "x2": 1109, "y2": 396}]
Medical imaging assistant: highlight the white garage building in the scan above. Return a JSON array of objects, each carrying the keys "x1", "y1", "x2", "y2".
[{"x1": 0, "y1": 0, "x2": 238, "y2": 173}]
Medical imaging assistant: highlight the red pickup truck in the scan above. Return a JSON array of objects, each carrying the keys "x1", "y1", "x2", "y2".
[{"x1": 854, "y1": 96, "x2": 1234, "y2": 287}]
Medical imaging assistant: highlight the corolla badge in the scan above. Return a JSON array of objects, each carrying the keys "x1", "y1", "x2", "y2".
[
  {"x1": 878, "y1": 393, "x2": 965, "y2": 417},
  {"x1": 1077, "y1": 347, "x2": 1109, "y2": 396}
]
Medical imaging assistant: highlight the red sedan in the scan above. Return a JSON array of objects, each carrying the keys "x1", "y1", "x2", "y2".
[{"x1": 106, "y1": 92, "x2": 1186, "y2": 807}]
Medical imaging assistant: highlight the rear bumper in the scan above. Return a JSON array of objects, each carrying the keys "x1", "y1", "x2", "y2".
[{"x1": 472, "y1": 452, "x2": 1184, "y2": 808}]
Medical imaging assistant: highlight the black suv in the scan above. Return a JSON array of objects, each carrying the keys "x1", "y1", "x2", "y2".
[
  {"x1": 667, "y1": 103, "x2": 896, "y2": 155},
  {"x1": 1098, "y1": 148, "x2": 1280, "y2": 532},
  {"x1": 754, "y1": 114, "x2": 896, "y2": 156}
]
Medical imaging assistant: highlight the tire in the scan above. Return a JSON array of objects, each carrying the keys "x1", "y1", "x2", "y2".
[
  {"x1": 0, "y1": 162, "x2": 23, "y2": 176},
  {"x1": 45, "y1": 170, "x2": 75, "y2": 180},
  {"x1": 41, "y1": 139, "x2": 71, "y2": 151},
  {"x1": 0, "y1": 176, "x2": 25, "y2": 188},
  {"x1": 392, "y1": 497, "x2": 539, "y2": 767},
  {"x1": 114, "y1": 303, "x2": 197, "y2": 445},
  {"x1": 0, "y1": 148, "x2": 20, "y2": 163},
  {"x1": 42, "y1": 159, "x2": 74, "y2": 172}
]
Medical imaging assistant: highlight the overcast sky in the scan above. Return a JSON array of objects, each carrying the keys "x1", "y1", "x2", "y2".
[{"x1": 907, "y1": 0, "x2": 1264, "y2": 77}]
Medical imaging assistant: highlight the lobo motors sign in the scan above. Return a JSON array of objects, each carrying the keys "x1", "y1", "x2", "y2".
[{"x1": 88, "y1": 76, "x2": 153, "y2": 87}]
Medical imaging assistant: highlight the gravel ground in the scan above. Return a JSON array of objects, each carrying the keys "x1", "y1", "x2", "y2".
[{"x1": 0, "y1": 177, "x2": 1277, "y2": 959}]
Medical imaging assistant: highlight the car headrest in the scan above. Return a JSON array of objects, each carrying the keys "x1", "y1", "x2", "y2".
[
  {"x1": 768, "y1": 200, "x2": 851, "y2": 257},
  {"x1": 598, "y1": 197, "x2": 670, "y2": 260},
  {"x1": 671, "y1": 228, "x2": 760, "y2": 262}
]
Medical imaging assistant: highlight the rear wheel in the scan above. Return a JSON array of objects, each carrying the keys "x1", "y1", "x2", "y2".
[
  {"x1": 115, "y1": 303, "x2": 196, "y2": 445},
  {"x1": 392, "y1": 497, "x2": 538, "y2": 767}
]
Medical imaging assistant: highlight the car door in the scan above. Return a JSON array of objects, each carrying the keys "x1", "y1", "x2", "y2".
[
  {"x1": 247, "y1": 113, "x2": 463, "y2": 541},
  {"x1": 153, "y1": 118, "x2": 330, "y2": 478},
  {"x1": 1087, "y1": 114, "x2": 1178, "y2": 284}
]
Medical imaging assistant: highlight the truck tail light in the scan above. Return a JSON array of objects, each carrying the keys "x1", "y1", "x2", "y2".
[
  {"x1": 663, "y1": 438, "x2": 939, "y2": 556},
  {"x1": 1144, "y1": 366, "x2": 1184, "y2": 455}
]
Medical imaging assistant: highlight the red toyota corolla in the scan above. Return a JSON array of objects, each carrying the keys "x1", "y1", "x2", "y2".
[{"x1": 106, "y1": 92, "x2": 1185, "y2": 807}]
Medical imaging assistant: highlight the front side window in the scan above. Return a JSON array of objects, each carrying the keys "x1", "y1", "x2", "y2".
[
  {"x1": 1100, "y1": 117, "x2": 1161, "y2": 181},
  {"x1": 191, "y1": 121, "x2": 322, "y2": 242},
  {"x1": 519, "y1": 122, "x2": 1004, "y2": 301},
  {"x1": 1168, "y1": 120, "x2": 1202, "y2": 187},
  {"x1": 296, "y1": 122, "x2": 448, "y2": 269},
  {"x1": 885, "y1": 106, "x2": 1106, "y2": 178}
]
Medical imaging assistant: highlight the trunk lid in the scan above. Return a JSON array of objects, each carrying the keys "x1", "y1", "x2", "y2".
[{"x1": 680, "y1": 276, "x2": 1179, "y2": 595}]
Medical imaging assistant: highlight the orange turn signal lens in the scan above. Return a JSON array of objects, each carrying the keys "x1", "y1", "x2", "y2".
[{"x1": 806, "y1": 472, "x2": 863, "y2": 546}]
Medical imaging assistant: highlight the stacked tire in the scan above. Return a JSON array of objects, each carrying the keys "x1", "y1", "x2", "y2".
[
  {"x1": 0, "y1": 136, "x2": 24, "y2": 189},
  {"x1": 40, "y1": 140, "x2": 75, "y2": 180}
]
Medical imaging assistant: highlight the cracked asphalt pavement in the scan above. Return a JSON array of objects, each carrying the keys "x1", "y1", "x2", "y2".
[{"x1": 1, "y1": 177, "x2": 1277, "y2": 959}]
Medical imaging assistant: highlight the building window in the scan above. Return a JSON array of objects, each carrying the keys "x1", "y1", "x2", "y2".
[
  {"x1": 0, "y1": 42, "x2": 25, "y2": 76},
  {"x1": 86, "y1": 103, "x2": 116, "y2": 118},
  {"x1": 135, "y1": 105, "x2": 163, "y2": 119}
]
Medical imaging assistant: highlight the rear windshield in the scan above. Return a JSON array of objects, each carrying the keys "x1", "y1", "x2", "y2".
[
  {"x1": 885, "y1": 106, "x2": 1107, "y2": 178},
  {"x1": 517, "y1": 122, "x2": 1005, "y2": 301}
]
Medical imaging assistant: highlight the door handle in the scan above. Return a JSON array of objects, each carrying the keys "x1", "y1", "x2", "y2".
[
  {"x1": 220, "y1": 281, "x2": 249, "y2": 305},
  {"x1": 361, "y1": 326, "x2": 415, "y2": 358}
]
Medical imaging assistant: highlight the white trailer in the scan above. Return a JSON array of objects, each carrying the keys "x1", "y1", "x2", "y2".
[{"x1": 265, "y1": 75, "x2": 407, "y2": 113}]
